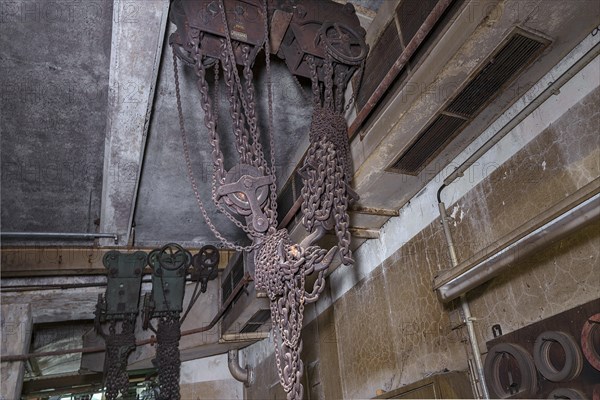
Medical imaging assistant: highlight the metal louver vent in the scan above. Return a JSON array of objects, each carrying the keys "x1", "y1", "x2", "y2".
[
  {"x1": 446, "y1": 33, "x2": 546, "y2": 117},
  {"x1": 240, "y1": 309, "x2": 271, "y2": 333},
  {"x1": 391, "y1": 115, "x2": 465, "y2": 175},
  {"x1": 389, "y1": 31, "x2": 548, "y2": 175}
]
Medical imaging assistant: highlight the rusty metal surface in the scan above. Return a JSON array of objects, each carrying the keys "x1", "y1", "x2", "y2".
[
  {"x1": 169, "y1": 1, "x2": 368, "y2": 397},
  {"x1": 270, "y1": 9, "x2": 293, "y2": 53},
  {"x1": 348, "y1": 0, "x2": 454, "y2": 138},
  {"x1": 170, "y1": 0, "x2": 267, "y2": 66},
  {"x1": 485, "y1": 299, "x2": 600, "y2": 399},
  {"x1": 275, "y1": 0, "x2": 367, "y2": 81}
]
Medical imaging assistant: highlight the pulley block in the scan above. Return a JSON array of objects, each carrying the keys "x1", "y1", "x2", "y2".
[
  {"x1": 217, "y1": 163, "x2": 273, "y2": 232},
  {"x1": 147, "y1": 243, "x2": 192, "y2": 315},
  {"x1": 96, "y1": 251, "x2": 147, "y2": 321},
  {"x1": 170, "y1": 0, "x2": 267, "y2": 67},
  {"x1": 275, "y1": 0, "x2": 367, "y2": 81}
]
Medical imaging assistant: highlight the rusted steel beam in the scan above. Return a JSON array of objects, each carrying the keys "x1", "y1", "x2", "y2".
[
  {"x1": 348, "y1": 0, "x2": 454, "y2": 139},
  {"x1": 278, "y1": 196, "x2": 303, "y2": 229}
]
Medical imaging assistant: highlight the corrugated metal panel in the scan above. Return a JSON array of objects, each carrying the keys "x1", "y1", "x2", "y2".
[
  {"x1": 446, "y1": 33, "x2": 546, "y2": 117},
  {"x1": 357, "y1": 21, "x2": 402, "y2": 109},
  {"x1": 390, "y1": 114, "x2": 466, "y2": 175}
]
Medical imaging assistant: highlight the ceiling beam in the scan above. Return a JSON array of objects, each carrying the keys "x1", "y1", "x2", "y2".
[
  {"x1": 0, "y1": 247, "x2": 233, "y2": 278},
  {"x1": 99, "y1": 0, "x2": 170, "y2": 246}
]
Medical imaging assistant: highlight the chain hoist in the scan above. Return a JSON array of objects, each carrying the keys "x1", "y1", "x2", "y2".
[
  {"x1": 95, "y1": 251, "x2": 146, "y2": 400},
  {"x1": 169, "y1": 1, "x2": 367, "y2": 398},
  {"x1": 142, "y1": 243, "x2": 192, "y2": 400}
]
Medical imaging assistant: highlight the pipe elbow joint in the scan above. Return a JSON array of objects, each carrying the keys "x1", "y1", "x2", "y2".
[{"x1": 228, "y1": 349, "x2": 255, "y2": 387}]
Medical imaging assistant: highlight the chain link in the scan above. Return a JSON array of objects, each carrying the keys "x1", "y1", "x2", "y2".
[
  {"x1": 98, "y1": 315, "x2": 136, "y2": 400},
  {"x1": 171, "y1": 1, "x2": 365, "y2": 397},
  {"x1": 156, "y1": 314, "x2": 182, "y2": 400}
]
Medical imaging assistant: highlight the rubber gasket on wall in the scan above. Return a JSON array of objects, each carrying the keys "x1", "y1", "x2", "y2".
[
  {"x1": 484, "y1": 342, "x2": 539, "y2": 398},
  {"x1": 581, "y1": 313, "x2": 600, "y2": 372},
  {"x1": 533, "y1": 330, "x2": 583, "y2": 382}
]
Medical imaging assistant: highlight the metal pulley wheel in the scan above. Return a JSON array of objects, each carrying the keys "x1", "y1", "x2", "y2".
[
  {"x1": 194, "y1": 245, "x2": 220, "y2": 269},
  {"x1": 191, "y1": 245, "x2": 220, "y2": 291},
  {"x1": 581, "y1": 313, "x2": 600, "y2": 372},
  {"x1": 533, "y1": 330, "x2": 584, "y2": 382},
  {"x1": 149, "y1": 243, "x2": 192, "y2": 272},
  {"x1": 217, "y1": 163, "x2": 273, "y2": 232},
  {"x1": 484, "y1": 342, "x2": 539, "y2": 398},
  {"x1": 317, "y1": 22, "x2": 368, "y2": 65}
]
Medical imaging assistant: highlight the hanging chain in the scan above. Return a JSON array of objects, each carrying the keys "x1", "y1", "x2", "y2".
[
  {"x1": 254, "y1": 228, "x2": 332, "y2": 400},
  {"x1": 99, "y1": 316, "x2": 136, "y2": 400},
  {"x1": 155, "y1": 313, "x2": 181, "y2": 400},
  {"x1": 171, "y1": 0, "x2": 366, "y2": 398},
  {"x1": 173, "y1": 48, "x2": 261, "y2": 252},
  {"x1": 300, "y1": 51, "x2": 357, "y2": 265}
]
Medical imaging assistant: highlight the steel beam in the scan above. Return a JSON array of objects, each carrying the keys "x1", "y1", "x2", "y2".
[{"x1": 99, "y1": 0, "x2": 170, "y2": 246}]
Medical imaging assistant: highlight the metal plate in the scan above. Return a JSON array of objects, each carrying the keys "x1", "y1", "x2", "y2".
[{"x1": 102, "y1": 251, "x2": 146, "y2": 318}]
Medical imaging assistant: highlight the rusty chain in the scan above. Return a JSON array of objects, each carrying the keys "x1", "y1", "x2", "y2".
[
  {"x1": 95, "y1": 300, "x2": 136, "y2": 400},
  {"x1": 171, "y1": 0, "x2": 365, "y2": 397},
  {"x1": 155, "y1": 313, "x2": 182, "y2": 400}
]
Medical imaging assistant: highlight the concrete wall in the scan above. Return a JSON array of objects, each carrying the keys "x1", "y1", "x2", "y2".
[
  {"x1": 244, "y1": 35, "x2": 600, "y2": 399},
  {"x1": 179, "y1": 354, "x2": 243, "y2": 399}
]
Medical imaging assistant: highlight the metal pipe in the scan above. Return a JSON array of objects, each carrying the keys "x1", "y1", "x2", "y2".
[
  {"x1": 228, "y1": 349, "x2": 255, "y2": 387},
  {"x1": 433, "y1": 38, "x2": 599, "y2": 398},
  {"x1": 348, "y1": 0, "x2": 454, "y2": 138},
  {"x1": 438, "y1": 193, "x2": 600, "y2": 302},
  {"x1": 439, "y1": 203, "x2": 489, "y2": 399},
  {"x1": 0, "y1": 232, "x2": 118, "y2": 243},
  {"x1": 443, "y1": 42, "x2": 600, "y2": 187},
  {"x1": 1, "y1": 274, "x2": 253, "y2": 363}
]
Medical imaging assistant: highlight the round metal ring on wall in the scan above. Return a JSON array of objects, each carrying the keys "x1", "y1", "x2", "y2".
[
  {"x1": 547, "y1": 388, "x2": 587, "y2": 399},
  {"x1": 581, "y1": 313, "x2": 600, "y2": 372},
  {"x1": 484, "y1": 343, "x2": 539, "y2": 398},
  {"x1": 534, "y1": 330, "x2": 584, "y2": 382}
]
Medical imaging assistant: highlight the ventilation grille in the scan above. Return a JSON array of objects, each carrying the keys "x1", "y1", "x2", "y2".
[
  {"x1": 240, "y1": 309, "x2": 271, "y2": 333},
  {"x1": 446, "y1": 34, "x2": 546, "y2": 117},
  {"x1": 391, "y1": 115, "x2": 465, "y2": 174},
  {"x1": 357, "y1": 21, "x2": 402, "y2": 109},
  {"x1": 389, "y1": 31, "x2": 548, "y2": 175}
]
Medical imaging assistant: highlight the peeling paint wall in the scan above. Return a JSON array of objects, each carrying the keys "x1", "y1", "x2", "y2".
[{"x1": 244, "y1": 37, "x2": 600, "y2": 399}]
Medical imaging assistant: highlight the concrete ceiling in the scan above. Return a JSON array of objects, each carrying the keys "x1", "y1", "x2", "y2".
[
  {"x1": 1, "y1": 0, "x2": 370, "y2": 247},
  {"x1": 0, "y1": 0, "x2": 114, "y2": 235}
]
